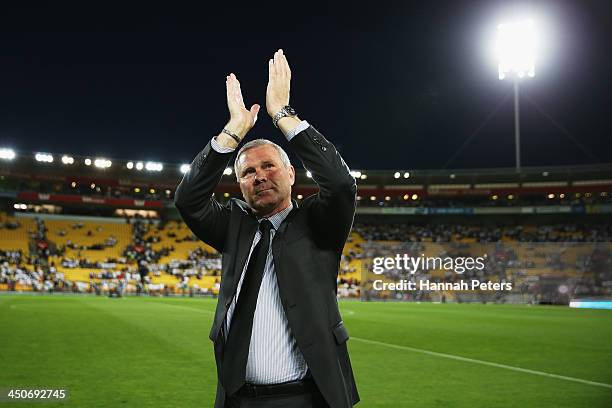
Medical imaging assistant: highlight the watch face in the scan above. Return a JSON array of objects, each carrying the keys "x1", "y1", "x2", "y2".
[{"x1": 284, "y1": 106, "x2": 296, "y2": 116}]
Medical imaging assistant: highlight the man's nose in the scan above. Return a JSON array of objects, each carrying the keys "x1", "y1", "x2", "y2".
[{"x1": 254, "y1": 169, "x2": 267, "y2": 183}]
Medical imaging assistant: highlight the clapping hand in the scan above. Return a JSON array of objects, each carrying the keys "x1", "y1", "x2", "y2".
[
  {"x1": 225, "y1": 73, "x2": 260, "y2": 140},
  {"x1": 266, "y1": 49, "x2": 291, "y2": 118}
]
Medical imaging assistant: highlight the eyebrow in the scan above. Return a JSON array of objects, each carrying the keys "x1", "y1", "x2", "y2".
[{"x1": 241, "y1": 161, "x2": 276, "y2": 175}]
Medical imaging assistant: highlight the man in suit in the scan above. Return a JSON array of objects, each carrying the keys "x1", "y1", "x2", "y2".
[{"x1": 174, "y1": 49, "x2": 359, "y2": 408}]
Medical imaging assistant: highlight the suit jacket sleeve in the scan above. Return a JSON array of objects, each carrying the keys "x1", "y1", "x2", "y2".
[
  {"x1": 173, "y1": 141, "x2": 233, "y2": 253},
  {"x1": 289, "y1": 125, "x2": 357, "y2": 251}
]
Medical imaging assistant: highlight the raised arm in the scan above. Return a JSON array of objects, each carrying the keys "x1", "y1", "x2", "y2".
[
  {"x1": 266, "y1": 49, "x2": 356, "y2": 250},
  {"x1": 174, "y1": 74, "x2": 260, "y2": 252}
]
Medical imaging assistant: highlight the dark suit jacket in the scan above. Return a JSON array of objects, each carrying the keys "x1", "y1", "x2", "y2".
[{"x1": 174, "y1": 126, "x2": 359, "y2": 408}]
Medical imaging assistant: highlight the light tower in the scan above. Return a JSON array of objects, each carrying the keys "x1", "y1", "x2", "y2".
[{"x1": 496, "y1": 19, "x2": 536, "y2": 172}]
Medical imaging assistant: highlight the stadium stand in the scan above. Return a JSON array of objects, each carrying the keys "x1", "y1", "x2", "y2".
[
  {"x1": 2, "y1": 208, "x2": 611, "y2": 305},
  {"x1": 1, "y1": 157, "x2": 611, "y2": 304}
]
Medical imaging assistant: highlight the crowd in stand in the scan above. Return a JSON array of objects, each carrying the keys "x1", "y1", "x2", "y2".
[
  {"x1": 0, "y1": 250, "x2": 65, "y2": 292},
  {"x1": 353, "y1": 223, "x2": 612, "y2": 302},
  {"x1": 2, "y1": 218, "x2": 611, "y2": 301},
  {"x1": 0, "y1": 217, "x2": 222, "y2": 296}
]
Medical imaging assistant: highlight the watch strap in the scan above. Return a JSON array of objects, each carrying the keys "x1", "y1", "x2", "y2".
[{"x1": 272, "y1": 106, "x2": 297, "y2": 128}]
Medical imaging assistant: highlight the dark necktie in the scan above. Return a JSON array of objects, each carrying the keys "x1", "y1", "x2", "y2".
[{"x1": 222, "y1": 219, "x2": 273, "y2": 395}]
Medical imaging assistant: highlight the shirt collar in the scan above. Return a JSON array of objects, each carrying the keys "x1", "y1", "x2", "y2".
[{"x1": 259, "y1": 202, "x2": 293, "y2": 230}]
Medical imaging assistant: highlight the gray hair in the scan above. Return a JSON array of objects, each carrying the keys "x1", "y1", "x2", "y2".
[{"x1": 234, "y1": 139, "x2": 292, "y2": 180}]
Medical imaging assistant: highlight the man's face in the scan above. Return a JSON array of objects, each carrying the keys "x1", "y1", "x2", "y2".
[{"x1": 236, "y1": 145, "x2": 295, "y2": 217}]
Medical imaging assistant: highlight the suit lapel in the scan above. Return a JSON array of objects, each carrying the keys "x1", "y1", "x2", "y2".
[
  {"x1": 227, "y1": 215, "x2": 259, "y2": 303},
  {"x1": 210, "y1": 213, "x2": 258, "y2": 342},
  {"x1": 271, "y1": 204, "x2": 300, "y2": 289}
]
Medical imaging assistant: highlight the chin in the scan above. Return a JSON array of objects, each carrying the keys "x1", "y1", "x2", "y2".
[{"x1": 251, "y1": 200, "x2": 277, "y2": 215}]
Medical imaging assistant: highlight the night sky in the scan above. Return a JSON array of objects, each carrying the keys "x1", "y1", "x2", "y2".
[{"x1": 0, "y1": 1, "x2": 610, "y2": 170}]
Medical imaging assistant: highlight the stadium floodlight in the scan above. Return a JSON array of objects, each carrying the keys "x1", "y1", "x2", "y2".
[
  {"x1": 61, "y1": 155, "x2": 74, "y2": 165},
  {"x1": 126, "y1": 161, "x2": 134, "y2": 169},
  {"x1": 223, "y1": 167, "x2": 233, "y2": 176},
  {"x1": 84, "y1": 158, "x2": 92, "y2": 166},
  {"x1": 35, "y1": 153, "x2": 54, "y2": 163},
  {"x1": 350, "y1": 170, "x2": 362, "y2": 178},
  {"x1": 394, "y1": 172, "x2": 400, "y2": 179},
  {"x1": 360, "y1": 174, "x2": 367, "y2": 180},
  {"x1": 496, "y1": 18, "x2": 537, "y2": 172},
  {"x1": 0, "y1": 148, "x2": 16, "y2": 160},
  {"x1": 403, "y1": 172, "x2": 410, "y2": 179},
  {"x1": 306, "y1": 171, "x2": 312, "y2": 178},
  {"x1": 135, "y1": 162, "x2": 144, "y2": 171},
  {"x1": 496, "y1": 19, "x2": 536, "y2": 80},
  {"x1": 94, "y1": 158, "x2": 112, "y2": 169},
  {"x1": 180, "y1": 164, "x2": 190, "y2": 174},
  {"x1": 145, "y1": 161, "x2": 163, "y2": 172}
]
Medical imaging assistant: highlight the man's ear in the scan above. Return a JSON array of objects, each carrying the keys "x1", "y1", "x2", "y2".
[{"x1": 288, "y1": 165, "x2": 295, "y2": 186}]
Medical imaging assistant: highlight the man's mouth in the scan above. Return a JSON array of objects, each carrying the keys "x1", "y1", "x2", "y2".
[{"x1": 256, "y1": 188, "x2": 273, "y2": 195}]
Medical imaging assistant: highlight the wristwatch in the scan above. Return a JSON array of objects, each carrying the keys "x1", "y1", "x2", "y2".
[{"x1": 272, "y1": 105, "x2": 297, "y2": 128}]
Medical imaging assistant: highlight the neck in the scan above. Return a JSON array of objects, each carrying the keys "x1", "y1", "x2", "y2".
[{"x1": 254, "y1": 199, "x2": 291, "y2": 218}]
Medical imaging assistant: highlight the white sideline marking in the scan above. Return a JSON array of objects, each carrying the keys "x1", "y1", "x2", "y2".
[{"x1": 351, "y1": 337, "x2": 612, "y2": 389}]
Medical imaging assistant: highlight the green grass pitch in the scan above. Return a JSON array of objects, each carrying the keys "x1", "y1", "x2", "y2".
[{"x1": 1, "y1": 295, "x2": 611, "y2": 407}]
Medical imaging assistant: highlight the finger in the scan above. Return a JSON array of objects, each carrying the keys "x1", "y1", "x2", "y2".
[
  {"x1": 235, "y1": 81, "x2": 245, "y2": 108},
  {"x1": 279, "y1": 50, "x2": 290, "y2": 78},
  {"x1": 229, "y1": 73, "x2": 244, "y2": 106},
  {"x1": 282, "y1": 52, "x2": 291, "y2": 78},
  {"x1": 278, "y1": 49, "x2": 286, "y2": 73},
  {"x1": 268, "y1": 58, "x2": 276, "y2": 79},
  {"x1": 226, "y1": 75, "x2": 232, "y2": 104},
  {"x1": 228, "y1": 73, "x2": 237, "y2": 101},
  {"x1": 229, "y1": 73, "x2": 236, "y2": 92},
  {"x1": 276, "y1": 49, "x2": 285, "y2": 77},
  {"x1": 250, "y1": 104, "x2": 260, "y2": 123},
  {"x1": 231, "y1": 72, "x2": 238, "y2": 92}
]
